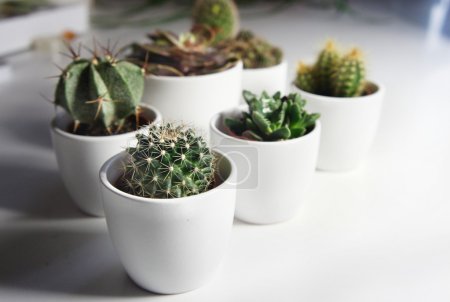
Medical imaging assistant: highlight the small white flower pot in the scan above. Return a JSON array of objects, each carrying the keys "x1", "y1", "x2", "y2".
[
  {"x1": 50, "y1": 105, "x2": 162, "y2": 217},
  {"x1": 210, "y1": 109, "x2": 320, "y2": 224},
  {"x1": 142, "y1": 61, "x2": 243, "y2": 132},
  {"x1": 293, "y1": 81, "x2": 385, "y2": 171},
  {"x1": 99, "y1": 150, "x2": 237, "y2": 294},
  {"x1": 241, "y1": 60, "x2": 288, "y2": 100}
]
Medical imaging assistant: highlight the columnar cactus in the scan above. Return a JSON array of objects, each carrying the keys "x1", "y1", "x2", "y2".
[
  {"x1": 295, "y1": 41, "x2": 367, "y2": 97},
  {"x1": 122, "y1": 123, "x2": 215, "y2": 198},
  {"x1": 55, "y1": 47, "x2": 144, "y2": 133},
  {"x1": 192, "y1": 0, "x2": 239, "y2": 44},
  {"x1": 218, "y1": 30, "x2": 283, "y2": 69},
  {"x1": 294, "y1": 62, "x2": 315, "y2": 94},
  {"x1": 225, "y1": 90, "x2": 320, "y2": 141},
  {"x1": 332, "y1": 48, "x2": 365, "y2": 97},
  {"x1": 313, "y1": 40, "x2": 340, "y2": 95}
]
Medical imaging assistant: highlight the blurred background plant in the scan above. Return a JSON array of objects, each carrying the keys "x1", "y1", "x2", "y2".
[{"x1": 92, "y1": 0, "x2": 351, "y2": 28}]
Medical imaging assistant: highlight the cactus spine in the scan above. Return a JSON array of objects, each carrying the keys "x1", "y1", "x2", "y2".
[
  {"x1": 313, "y1": 40, "x2": 340, "y2": 95},
  {"x1": 332, "y1": 48, "x2": 365, "y2": 97},
  {"x1": 123, "y1": 123, "x2": 215, "y2": 198},
  {"x1": 55, "y1": 47, "x2": 144, "y2": 133},
  {"x1": 192, "y1": 0, "x2": 239, "y2": 44}
]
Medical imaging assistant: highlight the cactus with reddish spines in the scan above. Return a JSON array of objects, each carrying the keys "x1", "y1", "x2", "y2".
[
  {"x1": 192, "y1": 0, "x2": 239, "y2": 44},
  {"x1": 332, "y1": 48, "x2": 366, "y2": 97},
  {"x1": 313, "y1": 40, "x2": 340, "y2": 95},
  {"x1": 54, "y1": 44, "x2": 145, "y2": 133},
  {"x1": 225, "y1": 90, "x2": 319, "y2": 141},
  {"x1": 294, "y1": 62, "x2": 315, "y2": 93},
  {"x1": 122, "y1": 123, "x2": 216, "y2": 198}
]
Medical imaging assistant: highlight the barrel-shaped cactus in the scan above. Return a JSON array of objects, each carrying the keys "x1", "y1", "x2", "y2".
[
  {"x1": 192, "y1": 0, "x2": 239, "y2": 44},
  {"x1": 122, "y1": 123, "x2": 215, "y2": 198},
  {"x1": 313, "y1": 40, "x2": 340, "y2": 95},
  {"x1": 55, "y1": 50, "x2": 144, "y2": 133},
  {"x1": 225, "y1": 90, "x2": 319, "y2": 141},
  {"x1": 332, "y1": 48, "x2": 365, "y2": 97}
]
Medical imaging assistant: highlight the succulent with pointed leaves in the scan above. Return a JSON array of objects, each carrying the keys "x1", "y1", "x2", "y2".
[
  {"x1": 55, "y1": 45, "x2": 145, "y2": 134},
  {"x1": 128, "y1": 26, "x2": 238, "y2": 76},
  {"x1": 122, "y1": 123, "x2": 216, "y2": 198},
  {"x1": 225, "y1": 90, "x2": 319, "y2": 141},
  {"x1": 218, "y1": 30, "x2": 283, "y2": 69},
  {"x1": 332, "y1": 48, "x2": 365, "y2": 97},
  {"x1": 192, "y1": 0, "x2": 239, "y2": 44}
]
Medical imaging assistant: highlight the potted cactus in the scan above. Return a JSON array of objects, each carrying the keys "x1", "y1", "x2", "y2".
[
  {"x1": 99, "y1": 123, "x2": 236, "y2": 294},
  {"x1": 127, "y1": 25, "x2": 242, "y2": 132},
  {"x1": 50, "y1": 45, "x2": 162, "y2": 216},
  {"x1": 210, "y1": 90, "x2": 320, "y2": 224},
  {"x1": 292, "y1": 41, "x2": 385, "y2": 171},
  {"x1": 192, "y1": 0, "x2": 287, "y2": 97}
]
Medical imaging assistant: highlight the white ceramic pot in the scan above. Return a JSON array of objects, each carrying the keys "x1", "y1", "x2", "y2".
[
  {"x1": 99, "y1": 150, "x2": 237, "y2": 294},
  {"x1": 293, "y1": 81, "x2": 385, "y2": 171},
  {"x1": 209, "y1": 109, "x2": 320, "y2": 224},
  {"x1": 142, "y1": 61, "x2": 243, "y2": 132},
  {"x1": 50, "y1": 105, "x2": 162, "y2": 217},
  {"x1": 241, "y1": 60, "x2": 288, "y2": 99}
]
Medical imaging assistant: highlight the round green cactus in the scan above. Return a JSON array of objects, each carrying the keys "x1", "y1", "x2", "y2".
[
  {"x1": 295, "y1": 62, "x2": 315, "y2": 93},
  {"x1": 313, "y1": 40, "x2": 340, "y2": 96},
  {"x1": 192, "y1": 0, "x2": 239, "y2": 44},
  {"x1": 332, "y1": 48, "x2": 366, "y2": 97},
  {"x1": 123, "y1": 123, "x2": 216, "y2": 198},
  {"x1": 55, "y1": 50, "x2": 144, "y2": 133}
]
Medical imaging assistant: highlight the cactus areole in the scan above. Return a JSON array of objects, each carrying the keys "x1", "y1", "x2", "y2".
[
  {"x1": 54, "y1": 49, "x2": 145, "y2": 135},
  {"x1": 120, "y1": 123, "x2": 216, "y2": 199}
]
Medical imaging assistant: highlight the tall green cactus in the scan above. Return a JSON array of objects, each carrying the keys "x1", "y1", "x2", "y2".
[
  {"x1": 313, "y1": 40, "x2": 340, "y2": 95},
  {"x1": 55, "y1": 48, "x2": 144, "y2": 133},
  {"x1": 295, "y1": 41, "x2": 367, "y2": 98},
  {"x1": 332, "y1": 48, "x2": 366, "y2": 97},
  {"x1": 225, "y1": 90, "x2": 319, "y2": 141},
  {"x1": 192, "y1": 0, "x2": 239, "y2": 44},
  {"x1": 294, "y1": 62, "x2": 315, "y2": 94},
  {"x1": 122, "y1": 123, "x2": 215, "y2": 198}
]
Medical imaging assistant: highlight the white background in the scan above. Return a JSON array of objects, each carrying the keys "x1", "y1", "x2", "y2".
[{"x1": 1, "y1": 2, "x2": 449, "y2": 301}]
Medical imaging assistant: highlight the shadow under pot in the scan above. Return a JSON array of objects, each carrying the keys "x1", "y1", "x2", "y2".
[
  {"x1": 209, "y1": 108, "x2": 321, "y2": 225},
  {"x1": 50, "y1": 104, "x2": 162, "y2": 217},
  {"x1": 241, "y1": 60, "x2": 288, "y2": 102},
  {"x1": 99, "y1": 150, "x2": 237, "y2": 294},
  {"x1": 293, "y1": 81, "x2": 385, "y2": 171},
  {"x1": 141, "y1": 61, "x2": 243, "y2": 132}
]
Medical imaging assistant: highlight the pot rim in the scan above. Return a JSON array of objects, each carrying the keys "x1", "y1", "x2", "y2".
[
  {"x1": 145, "y1": 60, "x2": 243, "y2": 81},
  {"x1": 50, "y1": 104, "x2": 162, "y2": 142},
  {"x1": 210, "y1": 108, "x2": 321, "y2": 146},
  {"x1": 293, "y1": 80, "x2": 385, "y2": 103},
  {"x1": 99, "y1": 149, "x2": 236, "y2": 205},
  {"x1": 242, "y1": 59, "x2": 287, "y2": 73}
]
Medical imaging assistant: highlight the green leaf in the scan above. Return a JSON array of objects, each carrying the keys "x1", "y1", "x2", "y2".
[
  {"x1": 252, "y1": 111, "x2": 272, "y2": 135},
  {"x1": 273, "y1": 101, "x2": 287, "y2": 128},
  {"x1": 242, "y1": 130, "x2": 263, "y2": 141},
  {"x1": 268, "y1": 126, "x2": 291, "y2": 140},
  {"x1": 224, "y1": 117, "x2": 245, "y2": 135}
]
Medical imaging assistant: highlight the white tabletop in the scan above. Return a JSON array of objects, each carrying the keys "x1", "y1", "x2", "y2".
[{"x1": 1, "y1": 3, "x2": 450, "y2": 302}]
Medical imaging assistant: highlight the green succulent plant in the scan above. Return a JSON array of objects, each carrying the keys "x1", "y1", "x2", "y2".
[
  {"x1": 55, "y1": 45, "x2": 145, "y2": 134},
  {"x1": 218, "y1": 30, "x2": 283, "y2": 69},
  {"x1": 128, "y1": 26, "x2": 238, "y2": 76},
  {"x1": 122, "y1": 123, "x2": 216, "y2": 198},
  {"x1": 225, "y1": 90, "x2": 319, "y2": 141},
  {"x1": 295, "y1": 41, "x2": 367, "y2": 97},
  {"x1": 192, "y1": 0, "x2": 239, "y2": 44}
]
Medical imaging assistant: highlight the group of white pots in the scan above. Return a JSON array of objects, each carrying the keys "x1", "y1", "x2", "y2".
[{"x1": 50, "y1": 58, "x2": 384, "y2": 294}]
